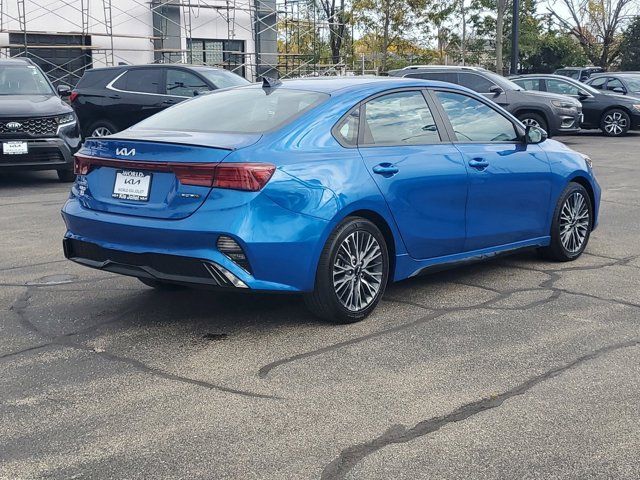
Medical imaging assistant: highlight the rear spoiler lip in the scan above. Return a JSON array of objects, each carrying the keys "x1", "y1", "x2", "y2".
[{"x1": 73, "y1": 153, "x2": 220, "y2": 174}]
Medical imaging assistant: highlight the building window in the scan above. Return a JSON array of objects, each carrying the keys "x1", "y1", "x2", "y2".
[{"x1": 187, "y1": 39, "x2": 245, "y2": 78}]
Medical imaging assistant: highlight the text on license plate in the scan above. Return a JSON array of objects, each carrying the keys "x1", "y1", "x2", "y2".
[
  {"x1": 112, "y1": 170, "x2": 152, "y2": 201},
  {"x1": 2, "y1": 141, "x2": 28, "y2": 155}
]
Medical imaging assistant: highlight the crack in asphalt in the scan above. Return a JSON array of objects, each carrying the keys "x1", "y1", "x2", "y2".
[
  {"x1": 6, "y1": 286, "x2": 279, "y2": 401},
  {"x1": 258, "y1": 255, "x2": 640, "y2": 379},
  {"x1": 320, "y1": 338, "x2": 640, "y2": 480}
]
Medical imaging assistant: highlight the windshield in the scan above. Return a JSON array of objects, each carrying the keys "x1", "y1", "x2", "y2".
[
  {"x1": 133, "y1": 87, "x2": 329, "y2": 134},
  {"x1": 0, "y1": 65, "x2": 54, "y2": 95},
  {"x1": 194, "y1": 68, "x2": 250, "y2": 89}
]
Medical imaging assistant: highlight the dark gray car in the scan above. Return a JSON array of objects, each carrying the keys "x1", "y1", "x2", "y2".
[{"x1": 388, "y1": 66, "x2": 582, "y2": 136}]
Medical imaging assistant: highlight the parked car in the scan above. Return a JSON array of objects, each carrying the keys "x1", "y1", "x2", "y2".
[
  {"x1": 71, "y1": 64, "x2": 250, "y2": 138},
  {"x1": 585, "y1": 72, "x2": 640, "y2": 96},
  {"x1": 62, "y1": 77, "x2": 600, "y2": 323},
  {"x1": 554, "y1": 67, "x2": 605, "y2": 81},
  {"x1": 0, "y1": 58, "x2": 80, "y2": 181},
  {"x1": 511, "y1": 74, "x2": 640, "y2": 136},
  {"x1": 387, "y1": 66, "x2": 582, "y2": 136}
]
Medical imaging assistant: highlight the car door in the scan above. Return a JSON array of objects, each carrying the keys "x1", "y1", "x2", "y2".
[
  {"x1": 431, "y1": 89, "x2": 552, "y2": 251},
  {"x1": 107, "y1": 67, "x2": 165, "y2": 127},
  {"x1": 164, "y1": 68, "x2": 211, "y2": 108},
  {"x1": 357, "y1": 89, "x2": 468, "y2": 260}
]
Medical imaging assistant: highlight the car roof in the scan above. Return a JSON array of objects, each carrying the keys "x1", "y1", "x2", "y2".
[
  {"x1": 84, "y1": 63, "x2": 228, "y2": 73},
  {"x1": 0, "y1": 58, "x2": 35, "y2": 66},
  {"x1": 589, "y1": 72, "x2": 640, "y2": 78},
  {"x1": 235, "y1": 76, "x2": 471, "y2": 94},
  {"x1": 512, "y1": 74, "x2": 579, "y2": 81}
]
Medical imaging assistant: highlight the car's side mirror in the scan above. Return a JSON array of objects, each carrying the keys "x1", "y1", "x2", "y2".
[
  {"x1": 611, "y1": 86, "x2": 626, "y2": 94},
  {"x1": 578, "y1": 91, "x2": 590, "y2": 100},
  {"x1": 57, "y1": 84, "x2": 71, "y2": 97},
  {"x1": 193, "y1": 90, "x2": 200, "y2": 96},
  {"x1": 489, "y1": 85, "x2": 504, "y2": 95},
  {"x1": 524, "y1": 125, "x2": 547, "y2": 144}
]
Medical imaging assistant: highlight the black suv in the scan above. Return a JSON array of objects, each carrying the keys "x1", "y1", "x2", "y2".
[
  {"x1": 71, "y1": 64, "x2": 249, "y2": 138},
  {"x1": 0, "y1": 58, "x2": 80, "y2": 181},
  {"x1": 388, "y1": 66, "x2": 582, "y2": 136}
]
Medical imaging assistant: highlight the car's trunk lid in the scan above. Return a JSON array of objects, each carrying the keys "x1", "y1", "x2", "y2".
[{"x1": 75, "y1": 131, "x2": 261, "y2": 220}]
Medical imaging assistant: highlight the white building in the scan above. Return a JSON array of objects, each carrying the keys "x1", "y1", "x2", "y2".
[{"x1": 0, "y1": 0, "x2": 277, "y2": 84}]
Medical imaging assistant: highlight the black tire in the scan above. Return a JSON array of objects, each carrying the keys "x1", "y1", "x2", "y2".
[
  {"x1": 57, "y1": 168, "x2": 76, "y2": 182},
  {"x1": 138, "y1": 277, "x2": 186, "y2": 290},
  {"x1": 539, "y1": 182, "x2": 593, "y2": 262},
  {"x1": 600, "y1": 108, "x2": 630, "y2": 137},
  {"x1": 86, "y1": 120, "x2": 118, "y2": 138},
  {"x1": 304, "y1": 217, "x2": 389, "y2": 324},
  {"x1": 517, "y1": 112, "x2": 548, "y2": 134}
]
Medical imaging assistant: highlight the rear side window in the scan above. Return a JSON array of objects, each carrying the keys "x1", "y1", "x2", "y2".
[
  {"x1": 589, "y1": 77, "x2": 607, "y2": 89},
  {"x1": 435, "y1": 91, "x2": 517, "y2": 142},
  {"x1": 514, "y1": 78, "x2": 541, "y2": 91},
  {"x1": 166, "y1": 69, "x2": 209, "y2": 97},
  {"x1": 406, "y1": 72, "x2": 457, "y2": 84},
  {"x1": 133, "y1": 88, "x2": 328, "y2": 133},
  {"x1": 113, "y1": 69, "x2": 162, "y2": 94},
  {"x1": 458, "y1": 73, "x2": 495, "y2": 93},
  {"x1": 77, "y1": 69, "x2": 122, "y2": 89},
  {"x1": 361, "y1": 91, "x2": 440, "y2": 145},
  {"x1": 334, "y1": 109, "x2": 359, "y2": 146}
]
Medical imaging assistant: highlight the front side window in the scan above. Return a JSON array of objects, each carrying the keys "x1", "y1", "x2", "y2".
[
  {"x1": 361, "y1": 91, "x2": 440, "y2": 145},
  {"x1": 0, "y1": 65, "x2": 53, "y2": 95},
  {"x1": 605, "y1": 78, "x2": 625, "y2": 92},
  {"x1": 458, "y1": 73, "x2": 495, "y2": 93},
  {"x1": 546, "y1": 79, "x2": 580, "y2": 96},
  {"x1": 435, "y1": 91, "x2": 518, "y2": 142},
  {"x1": 133, "y1": 87, "x2": 328, "y2": 133},
  {"x1": 166, "y1": 69, "x2": 209, "y2": 97},
  {"x1": 113, "y1": 69, "x2": 162, "y2": 94}
]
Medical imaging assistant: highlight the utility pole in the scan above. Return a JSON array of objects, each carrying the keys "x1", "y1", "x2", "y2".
[{"x1": 510, "y1": 0, "x2": 519, "y2": 75}]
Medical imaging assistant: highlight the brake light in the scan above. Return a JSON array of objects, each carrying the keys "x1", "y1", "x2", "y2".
[
  {"x1": 74, "y1": 154, "x2": 91, "y2": 175},
  {"x1": 69, "y1": 91, "x2": 78, "y2": 102},
  {"x1": 173, "y1": 164, "x2": 216, "y2": 187},
  {"x1": 212, "y1": 163, "x2": 275, "y2": 191}
]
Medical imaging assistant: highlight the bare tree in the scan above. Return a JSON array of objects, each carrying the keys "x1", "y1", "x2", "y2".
[
  {"x1": 318, "y1": 0, "x2": 348, "y2": 65},
  {"x1": 547, "y1": 0, "x2": 637, "y2": 68}
]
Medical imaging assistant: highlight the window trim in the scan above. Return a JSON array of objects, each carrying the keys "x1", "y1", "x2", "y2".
[
  {"x1": 106, "y1": 67, "x2": 190, "y2": 98},
  {"x1": 428, "y1": 88, "x2": 526, "y2": 145}
]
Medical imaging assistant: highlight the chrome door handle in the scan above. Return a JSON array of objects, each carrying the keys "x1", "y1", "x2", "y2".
[{"x1": 372, "y1": 163, "x2": 399, "y2": 175}]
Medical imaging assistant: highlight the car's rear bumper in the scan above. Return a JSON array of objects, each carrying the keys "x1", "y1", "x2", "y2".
[
  {"x1": 0, "y1": 137, "x2": 75, "y2": 171},
  {"x1": 61, "y1": 194, "x2": 328, "y2": 292}
]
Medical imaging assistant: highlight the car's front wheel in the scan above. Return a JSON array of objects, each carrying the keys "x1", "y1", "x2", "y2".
[
  {"x1": 540, "y1": 182, "x2": 593, "y2": 261},
  {"x1": 304, "y1": 217, "x2": 389, "y2": 323},
  {"x1": 517, "y1": 112, "x2": 548, "y2": 134},
  {"x1": 600, "y1": 109, "x2": 630, "y2": 137}
]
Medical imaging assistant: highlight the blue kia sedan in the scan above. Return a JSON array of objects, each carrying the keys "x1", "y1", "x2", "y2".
[{"x1": 61, "y1": 77, "x2": 600, "y2": 323}]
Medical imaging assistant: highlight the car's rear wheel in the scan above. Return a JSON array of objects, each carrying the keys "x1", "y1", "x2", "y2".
[
  {"x1": 540, "y1": 182, "x2": 593, "y2": 262},
  {"x1": 138, "y1": 277, "x2": 186, "y2": 290},
  {"x1": 517, "y1": 112, "x2": 548, "y2": 134},
  {"x1": 88, "y1": 120, "x2": 118, "y2": 138},
  {"x1": 304, "y1": 217, "x2": 389, "y2": 324},
  {"x1": 57, "y1": 168, "x2": 76, "y2": 182},
  {"x1": 600, "y1": 109, "x2": 630, "y2": 137}
]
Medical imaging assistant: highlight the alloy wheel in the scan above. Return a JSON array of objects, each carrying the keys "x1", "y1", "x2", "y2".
[
  {"x1": 603, "y1": 112, "x2": 628, "y2": 135},
  {"x1": 559, "y1": 191, "x2": 590, "y2": 254},
  {"x1": 521, "y1": 118, "x2": 541, "y2": 127},
  {"x1": 92, "y1": 126, "x2": 113, "y2": 137},
  {"x1": 332, "y1": 230, "x2": 383, "y2": 312}
]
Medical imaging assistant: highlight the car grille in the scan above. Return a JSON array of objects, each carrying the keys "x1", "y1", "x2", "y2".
[{"x1": 0, "y1": 117, "x2": 58, "y2": 137}]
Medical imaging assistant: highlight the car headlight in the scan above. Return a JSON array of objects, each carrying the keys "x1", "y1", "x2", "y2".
[
  {"x1": 58, "y1": 113, "x2": 76, "y2": 126},
  {"x1": 551, "y1": 100, "x2": 578, "y2": 109},
  {"x1": 632, "y1": 104, "x2": 640, "y2": 112}
]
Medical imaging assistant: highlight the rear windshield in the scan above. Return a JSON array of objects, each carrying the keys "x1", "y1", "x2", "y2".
[
  {"x1": 133, "y1": 87, "x2": 329, "y2": 133},
  {"x1": 0, "y1": 65, "x2": 53, "y2": 95}
]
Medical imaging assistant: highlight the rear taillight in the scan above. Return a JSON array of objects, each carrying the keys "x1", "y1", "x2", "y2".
[
  {"x1": 73, "y1": 154, "x2": 274, "y2": 191},
  {"x1": 69, "y1": 91, "x2": 78, "y2": 102}
]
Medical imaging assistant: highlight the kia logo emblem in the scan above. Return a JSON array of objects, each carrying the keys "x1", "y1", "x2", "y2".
[
  {"x1": 6, "y1": 122, "x2": 22, "y2": 130},
  {"x1": 116, "y1": 147, "x2": 136, "y2": 156}
]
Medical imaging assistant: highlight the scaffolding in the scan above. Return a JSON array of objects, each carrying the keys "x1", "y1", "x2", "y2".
[{"x1": 0, "y1": 0, "x2": 352, "y2": 85}]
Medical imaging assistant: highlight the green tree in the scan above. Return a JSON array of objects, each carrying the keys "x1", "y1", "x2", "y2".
[{"x1": 620, "y1": 16, "x2": 640, "y2": 70}]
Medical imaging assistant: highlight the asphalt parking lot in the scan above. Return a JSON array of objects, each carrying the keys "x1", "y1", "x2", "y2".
[{"x1": 1, "y1": 131, "x2": 640, "y2": 479}]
